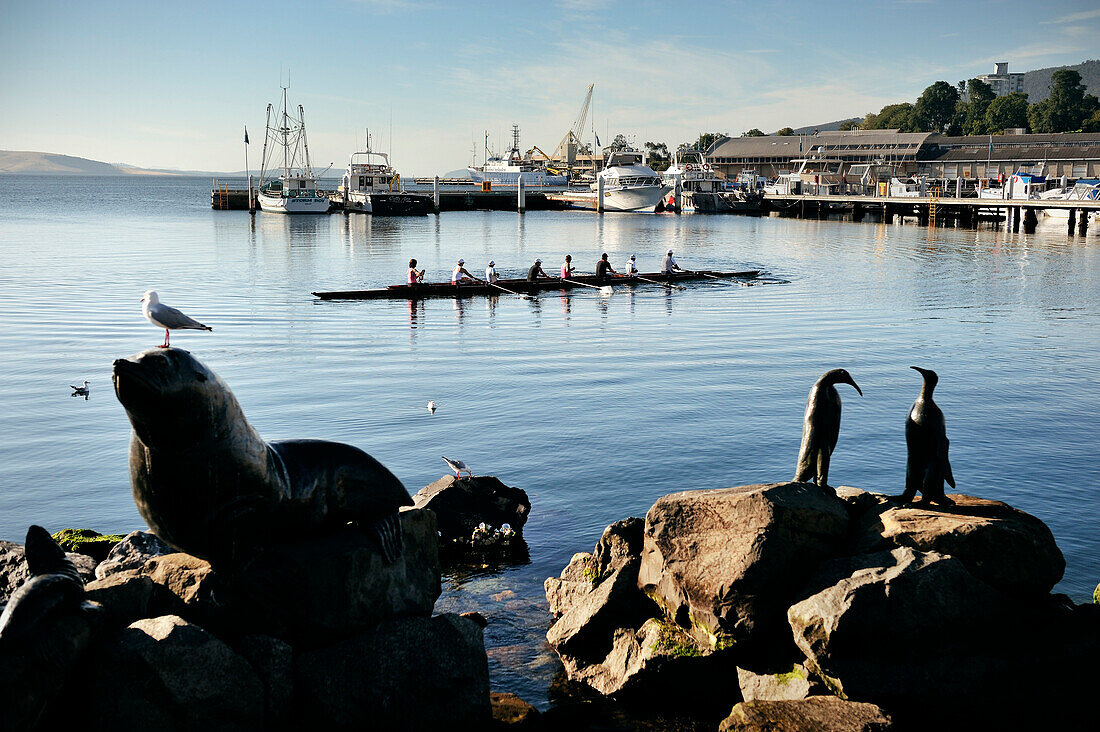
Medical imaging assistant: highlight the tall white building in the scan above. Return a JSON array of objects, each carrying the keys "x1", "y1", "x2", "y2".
[{"x1": 977, "y1": 62, "x2": 1025, "y2": 97}]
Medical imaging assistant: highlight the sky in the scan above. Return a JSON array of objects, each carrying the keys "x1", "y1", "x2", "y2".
[{"x1": 1, "y1": 0, "x2": 1098, "y2": 176}]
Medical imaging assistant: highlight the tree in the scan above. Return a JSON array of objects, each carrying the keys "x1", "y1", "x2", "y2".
[
  {"x1": 1027, "y1": 69, "x2": 1100, "y2": 133},
  {"x1": 985, "y1": 93, "x2": 1029, "y2": 133},
  {"x1": 608, "y1": 134, "x2": 630, "y2": 151},
  {"x1": 1083, "y1": 109, "x2": 1100, "y2": 133},
  {"x1": 776, "y1": 127, "x2": 795, "y2": 136},
  {"x1": 645, "y1": 141, "x2": 671, "y2": 171},
  {"x1": 742, "y1": 128, "x2": 765, "y2": 137},
  {"x1": 913, "y1": 81, "x2": 960, "y2": 133},
  {"x1": 838, "y1": 120, "x2": 857, "y2": 131},
  {"x1": 684, "y1": 132, "x2": 724, "y2": 152},
  {"x1": 865, "y1": 103, "x2": 916, "y2": 131},
  {"x1": 959, "y1": 78, "x2": 996, "y2": 135}
]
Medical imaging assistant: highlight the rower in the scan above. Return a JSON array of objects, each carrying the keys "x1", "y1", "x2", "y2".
[
  {"x1": 624, "y1": 254, "x2": 638, "y2": 276},
  {"x1": 485, "y1": 260, "x2": 499, "y2": 284},
  {"x1": 561, "y1": 255, "x2": 575, "y2": 279},
  {"x1": 452, "y1": 258, "x2": 477, "y2": 284},
  {"x1": 407, "y1": 258, "x2": 425, "y2": 284},
  {"x1": 595, "y1": 252, "x2": 617, "y2": 283},
  {"x1": 662, "y1": 249, "x2": 683, "y2": 277},
  {"x1": 527, "y1": 258, "x2": 549, "y2": 281}
]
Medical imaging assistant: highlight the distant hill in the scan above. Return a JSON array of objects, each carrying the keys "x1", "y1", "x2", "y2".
[
  {"x1": 1021, "y1": 59, "x2": 1100, "y2": 102},
  {"x1": 0, "y1": 150, "x2": 129, "y2": 175}
]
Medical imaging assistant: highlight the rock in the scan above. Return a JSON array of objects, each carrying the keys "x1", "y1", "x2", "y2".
[
  {"x1": 491, "y1": 692, "x2": 539, "y2": 728},
  {"x1": 638, "y1": 482, "x2": 849, "y2": 648},
  {"x1": 461, "y1": 611, "x2": 488, "y2": 628},
  {"x1": 50, "y1": 528, "x2": 125, "y2": 562},
  {"x1": 0, "y1": 612, "x2": 96, "y2": 732},
  {"x1": 78, "y1": 614, "x2": 264, "y2": 731},
  {"x1": 719, "y1": 696, "x2": 893, "y2": 731},
  {"x1": 236, "y1": 634, "x2": 294, "y2": 728},
  {"x1": 546, "y1": 560, "x2": 655, "y2": 667},
  {"x1": 788, "y1": 547, "x2": 1010, "y2": 710},
  {"x1": 295, "y1": 613, "x2": 490, "y2": 730},
  {"x1": 94, "y1": 530, "x2": 172, "y2": 580},
  {"x1": 218, "y1": 508, "x2": 440, "y2": 644},
  {"x1": 142, "y1": 552, "x2": 218, "y2": 610},
  {"x1": 565, "y1": 618, "x2": 741, "y2": 716},
  {"x1": 854, "y1": 494, "x2": 1064, "y2": 595},
  {"x1": 413, "y1": 475, "x2": 531, "y2": 539},
  {"x1": 1095, "y1": 582, "x2": 1100, "y2": 605},
  {"x1": 736, "y1": 663, "x2": 824, "y2": 702},
  {"x1": 833, "y1": 486, "x2": 883, "y2": 515},
  {"x1": 546, "y1": 553, "x2": 599, "y2": 617},
  {"x1": 1, "y1": 540, "x2": 95, "y2": 602},
  {"x1": 592, "y1": 517, "x2": 644, "y2": 578},
  {"x1": 84, "y1": 570, "x2": 156, "y2": 625}
]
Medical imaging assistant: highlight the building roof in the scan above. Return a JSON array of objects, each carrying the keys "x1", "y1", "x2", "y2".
[
  {"x1": 924, "y1": 146, "x2": 1100, "y2": 162},
  {"x1": 928, "y1": 133, "x2": 1100, "y2": 148},
  {"x1": 707, "y1": 130, "x2": 933, "y2": 159}
]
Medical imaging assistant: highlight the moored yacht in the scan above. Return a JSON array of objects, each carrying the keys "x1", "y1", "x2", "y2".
[
  {"x1": 338, "y1": 135, "x2": 433, "y2": 215},
  {"x1": 763, "y1": 152, "x2": 847, "y2": 196},
  {"x1": 257, "y1": 89, "x2": 330, "y2": 214},
  {"x1": 660, "y1": 149, "x2": 761, "y2": 213},
  {"x1": 467, "y1": 125, "x2": 569, "y2": 186}
]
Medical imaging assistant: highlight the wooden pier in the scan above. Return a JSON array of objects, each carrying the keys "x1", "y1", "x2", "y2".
[{"x1": 762, "y1": 193, "x2": 1099, "y2": 234}]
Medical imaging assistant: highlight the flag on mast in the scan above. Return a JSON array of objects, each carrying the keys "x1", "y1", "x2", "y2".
[{"x1": 244, "y1": 126, "x2": 250, "y2": 145}]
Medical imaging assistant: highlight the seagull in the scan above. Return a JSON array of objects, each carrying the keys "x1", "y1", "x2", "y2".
[
  {"x1": 442, "y1": 456, "x2": 473, "y2": 478},
  {"x1": 142, "y1": 290, "x2": 212, "y2": 348},
  {"x1": 70, "y1": 380, "x2": 90, "y2": 399},
  {"x1": 427, "y1": 400, "x2": 437, "y2": 413}
]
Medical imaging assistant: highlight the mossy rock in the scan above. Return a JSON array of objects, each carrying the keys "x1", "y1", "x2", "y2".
[
  {"x1": 1094, "y1": 582, "x2": 1100, "y2": 605},
  {"x1": 51, "y1": 528, "x2": 125, "y2": 562}
]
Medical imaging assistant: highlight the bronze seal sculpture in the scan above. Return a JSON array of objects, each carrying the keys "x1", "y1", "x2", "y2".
[
  {"x1": 897, "y1": 366, "x2": 956, "y2": 505},
  {"x1": 112, "y1": 348, "x2": 412, "y2": 564},
  {"x1": 794, "y1": 368, "x2": 863, "y2": 493}
]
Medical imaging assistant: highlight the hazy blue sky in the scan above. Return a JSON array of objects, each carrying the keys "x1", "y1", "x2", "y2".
[{"x1": 2, "y1": 0, "x2": 1097, "y2": 175}]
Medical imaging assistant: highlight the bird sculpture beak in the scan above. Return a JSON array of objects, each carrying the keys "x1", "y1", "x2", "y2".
[
  {"x1": 844, "y1": 375, "x2": 863, "y2": 396},
  {"x1": 910, "y1": 366, "x2": 927, "y2": 376}
]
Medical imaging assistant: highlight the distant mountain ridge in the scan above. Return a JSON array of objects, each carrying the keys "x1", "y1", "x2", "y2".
[
  {"x1": 1021, "y1": 59, "x2": 1100, "y2": 102},
  {"x1": 0, "y1": 150, "x2": 225, "y2": 176}
]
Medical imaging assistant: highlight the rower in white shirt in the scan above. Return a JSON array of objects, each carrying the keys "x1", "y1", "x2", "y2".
[
  {"x1": 662, "y1": 249, "x2": 683, "y2": 275},
  {"x1": 452, "y1": 258, "x2": 478, "y2": 284},
  {"x1": 625, "y1": 254, "x2": 639, "y2": 276},
  {"x1": 485, "y1": 260, "x2": 499, "y2": 283}
]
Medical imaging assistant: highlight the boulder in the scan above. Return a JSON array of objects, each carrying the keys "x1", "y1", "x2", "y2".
[
  {"x1": 545, "y1": 554, "x2": 599, "y2": 618},
  {"x1": 94, "y1": 530, "x2": 172, "y2": 580},
  {"x1": 736, "y1": 663, "x2": 824, "y2": 702},
  {"x1": 491, "y1": 692, "x2": 539, "y2": 728},
  {"x1": 638, "y1": 483, "x2": 849, "y2": 648},
  {"x1": 236, "y1": 634, "x2": 294, "y2": 728},
  {"x1": 854, "y1": 494, "x2": 1065, "y2": 595},
  {"x1": 295, "y1": 613, "x2": 490, "y2": 730},
  {"x1": 413, "y1": 475, "x2": 530, "y2": 539},
  {"x1": 592, "y1": 517, "x2": 644, "y2": 578},
  {"x1": 142, "y1": 552, "x2": 218, "y2": 611},
  {"x1": 787, "y1": 547, "x2": 1011, "y2": 710},
  {"x1": 0, "y1": 612, "x2": 96, "y2": 732},
  {"x1": 50, "y1": 528, "x2": 125, "y2": 562},
  {"x1": 78, "y1": 614, "x2": 264, "y2": 731},
  {"x1": 546, "y1": 559, "x2": 655, "y2": 667},
  {"x1": 216, "y1": 508, "x2": 440, "y2": 644},
  {"x1": 719, "y1": 697, "x2": 893, "y2": 731},
  {"x1": 565, "y1": 618, "x2": 741, "y2": 716},
  {"x1": 84, "y1": 570, "x2": 156, "y2": 625},
  {"x1": 1, "y1": 540, "x2": 95, "y2": 602}
]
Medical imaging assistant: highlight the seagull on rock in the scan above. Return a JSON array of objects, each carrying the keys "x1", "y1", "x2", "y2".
[
  {"x1": 70, "y1": 380, "x2": 90, "y2": 399},
  {"x1": 442, "y1": 456, "x2": 472, "y2": 478},
  {"x1": 142, "y1": 290, "x2": 212, "y2": 348}
]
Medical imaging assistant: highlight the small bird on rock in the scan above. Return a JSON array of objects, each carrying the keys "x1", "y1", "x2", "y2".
[
  {"x1": 442, "y1": 456, "x2": 472, "y2": 478},
  {"x1": 141, "y1": 290, "x2": 212, "y2": 348},
  {"x1": 70, "y1": 380, "x2": 90, "y2": 399}
]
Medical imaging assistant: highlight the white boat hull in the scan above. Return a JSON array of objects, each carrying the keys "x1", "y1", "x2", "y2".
[
  {"x1": 258, "y1": 191, "x2": 330, "y2": 214},
  {"x1": 551, "y1": 185, "x2": 669, "y2": 212}
]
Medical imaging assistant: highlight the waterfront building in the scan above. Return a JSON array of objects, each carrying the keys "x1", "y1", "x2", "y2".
[
  {"x1": 706, "y1": 130, "x2": 931, "y2": 179},
  {"x1": 976, "y1": 62, "x2": 1025, "y2": 97}
]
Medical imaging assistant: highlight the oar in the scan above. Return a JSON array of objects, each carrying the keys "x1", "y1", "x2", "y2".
[
  {"x1": 688, "y1": 270, "x2": 741, "y2": 285},
  {"x1": 633, "y1": 274, "x2": 686, "y2": 290},
  {"x1": 562, "y1": 277, "x2": 614, "y2": 294},
  {"x1": 488, "y1": 281, "x2": 535, "y2": 300}
]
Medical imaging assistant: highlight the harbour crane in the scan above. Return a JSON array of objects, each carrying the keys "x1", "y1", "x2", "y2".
[{"x1": 552, "y1": 84, "x2": 594, "y2": 171}]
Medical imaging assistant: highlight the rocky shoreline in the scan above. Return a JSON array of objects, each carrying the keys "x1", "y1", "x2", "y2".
[{"x1": 544, "y1": 482, "x2": 1100, "y2": 730}]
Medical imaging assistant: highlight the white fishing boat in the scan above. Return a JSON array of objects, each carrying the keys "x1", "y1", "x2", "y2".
[
  {"x1": 338, "y1": 133, "x2": 433, "y2": 215},
  {"x1": 763, "y1": 152, "x2": 847, "y2": 196},
  {"x1": 977, "y1": 172, "x2": 1047, "y2": 201},
  {"x1": 257, "y1": 88, "x2": 330, "y2": 214},
  {"x1": 467, "y1": 125, "x2": 569, "y2": 186},
  {"x1": 660, "y1": 149, "x2": 721, "y2": 212}
]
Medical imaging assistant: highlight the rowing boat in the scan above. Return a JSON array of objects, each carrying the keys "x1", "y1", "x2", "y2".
[{"x1": 312, "y1": 270, "x2": 761, "y2": 300}]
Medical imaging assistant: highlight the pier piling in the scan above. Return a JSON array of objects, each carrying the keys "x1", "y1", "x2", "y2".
[
  {"x1": 517, "y1": 177, "x2": 526, "y2": 213},
  {"x1": 433, "y1": 176, "x2": 440, "y2": 214}
]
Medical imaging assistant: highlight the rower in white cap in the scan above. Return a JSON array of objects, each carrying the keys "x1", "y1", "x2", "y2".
[
  {"x1": 452, "y1": 258, "x2": 478, "y2": 284},
  {"x1": 662, "y1": 249, "x2": 683, "y2": 276},
  {"x1": 527, "y1": 258, "x2": 549, "y2": 281},
  {"x1": 485, "y1": 260, "x2": 499, "y2": 283},
  {"x1": 625, "y1": 254, "x2": 639, "y2": 276}
]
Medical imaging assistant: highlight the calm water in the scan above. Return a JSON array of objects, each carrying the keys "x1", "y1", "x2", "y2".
[{"x1": 1, "y1": 176, "x2": 1098, "y2": 705}]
